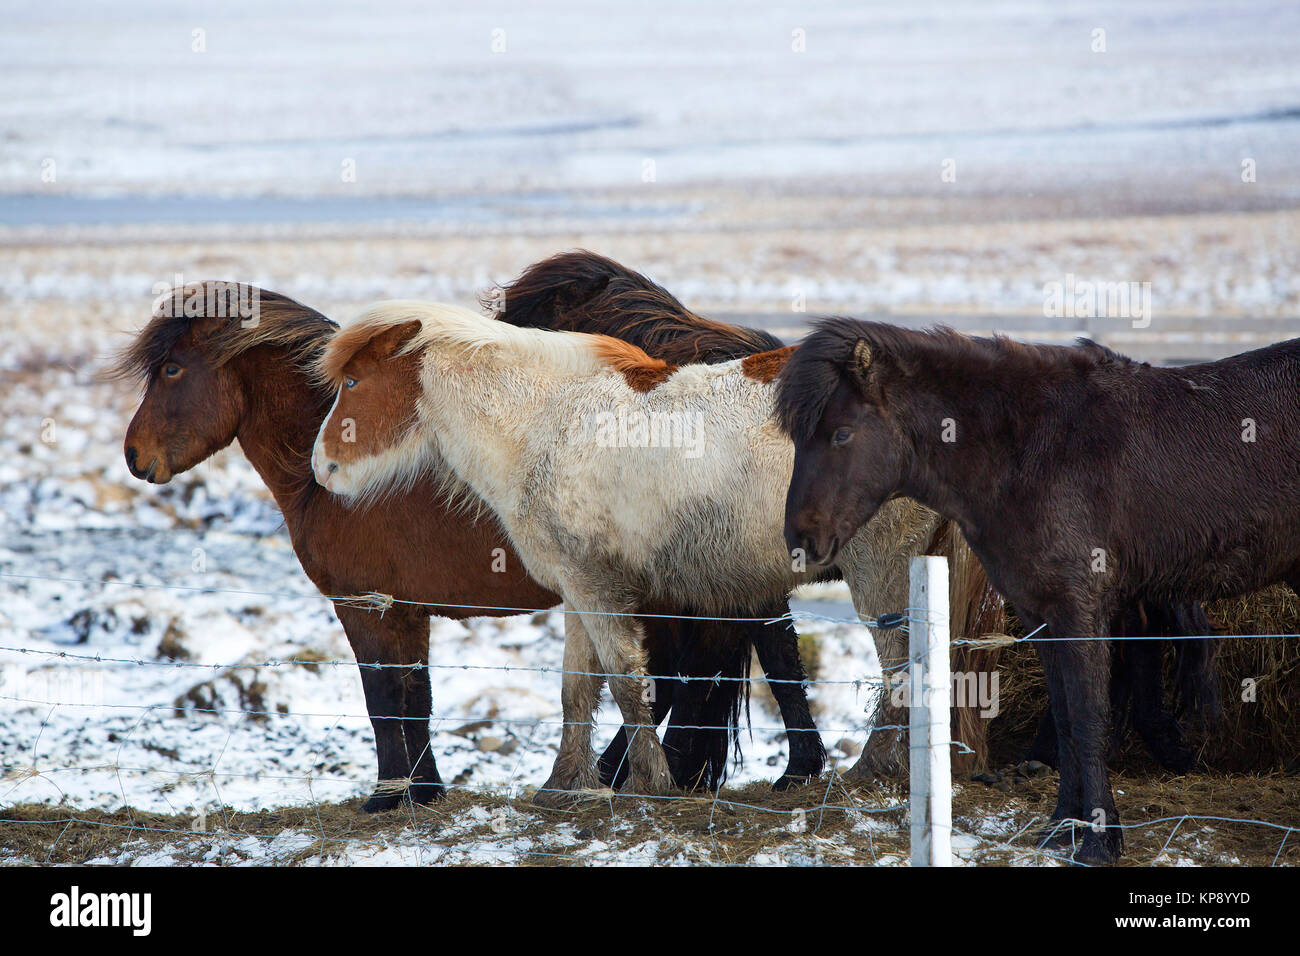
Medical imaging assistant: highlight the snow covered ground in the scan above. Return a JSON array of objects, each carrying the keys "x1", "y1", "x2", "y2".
[
  {"x1": 3, "y1": 1, "x2": 1298, "y2": 865},
  {"x1": 0, "y1": 358, "x2": 885, "y2": 839}
]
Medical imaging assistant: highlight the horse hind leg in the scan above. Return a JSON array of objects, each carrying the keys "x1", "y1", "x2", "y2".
[
  {"x1": 534, "y1": 606, "x2": 605, "y2": 808},
  {"x1": 1171, "y1": 601, "x2": 1222, "y2": 732},
  {"x1": 843, "y1": 627, "x2": 908, "y2": 783},
  {"x1": 1025, "y1": 707, "x2": 1058, "y2": 766},
  {"x1": 1126, "y1": 639, "x2": 1194, "y2": 773},
  {"x1": 1119, "y1": 603, "x2": 1195, "y2": 774},
  {"x1": 752, "y1": 609, "x2": 825, "y2": 789}
]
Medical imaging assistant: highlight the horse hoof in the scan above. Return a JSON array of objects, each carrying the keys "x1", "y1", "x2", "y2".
[
  {"x1": 360, "y1": 792, "x2": 404, "y2": 814},
  {"x1": 531, "y1": 780, "x2": 584, "y2": 809},
  {"x1": 625, "y1": 772, "x2": 673, "y2": 799},
  {"x1": 1036, "y1": 819, "x2": 1123, "y2": 864},
  {"x1": 408, "y1": 780, "x2": 446, "y2": 805},
  {"x1": 771, "y1": 772, "x2": 816, "y2": 791},
  {"x1": 1035, "y1": 818, "x2": 1079, "y2": 852},
  {"x1": 1073, "y1": 833, "x2": 1122, "y2": 865}
]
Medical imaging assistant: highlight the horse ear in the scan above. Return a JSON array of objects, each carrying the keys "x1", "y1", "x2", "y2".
[
  {"x1": 848, "y1": 339, "x2": 876, "y2": 388},
  {"x1": 853, "y1": 339, "x2": 872, "y2": 372},
  {"x1": 372, "y1": 320, "x2": 423, "y2": 356}
]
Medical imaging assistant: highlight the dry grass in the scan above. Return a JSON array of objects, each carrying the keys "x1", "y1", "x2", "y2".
[
  {"x1": 987, "y1": 588, "x2": 1300, "y2": 773},
  {"x1": 3, "y1": 770, "x2": 1295, "y2": 866}
]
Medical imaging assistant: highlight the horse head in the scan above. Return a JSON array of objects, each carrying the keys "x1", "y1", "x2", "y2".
[
  {"x1": 775, "y1": 320, "x2": 913, "y2": 566},
  {"x1": 312, "y1": 310, "x2": 428, "y2": 501}
]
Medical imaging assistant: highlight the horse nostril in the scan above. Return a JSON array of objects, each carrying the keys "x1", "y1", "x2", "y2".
[
  {"x1": 328, "y1": 462, "x2": 338, "y2": 474},
  {"x1": 126, "y1": 446, "x2": 138, "y2": 467}
]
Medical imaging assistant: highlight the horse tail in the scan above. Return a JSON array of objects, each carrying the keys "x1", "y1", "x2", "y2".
[
  {"x1": 930, "y1": 520, "x2": 1006, "y2": 774},
  {"x1": 650, "y1": 613, "x2": 751, "y2": 790},
  {"x1": 490, "y1": 249, "x2": 783, "y2": 364}
]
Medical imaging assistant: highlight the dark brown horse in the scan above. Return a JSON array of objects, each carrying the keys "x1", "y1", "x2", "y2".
[
  {"x1": 112, "y1": 282, "x2": 824, "y2": 811},
  {"x1": 776, "y1": 319, "x2": 1300, "y2": 862}
]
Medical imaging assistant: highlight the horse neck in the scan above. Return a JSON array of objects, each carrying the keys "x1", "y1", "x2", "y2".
[
  {"x1": 229, "y1": 347, "x2": 331, "y2": 520},
  {"x1": 417, "y1": 355, "x2": 533, "y2": 517},
  {"x1": 892, "y1": 367, "x2": 1014, "y2": 534}
]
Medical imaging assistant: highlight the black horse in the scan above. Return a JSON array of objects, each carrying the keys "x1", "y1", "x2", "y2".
[
  {"x1": 1027, "y1": 601, "x2": 1220, "y2": 772},
  {"x1": 776, "y1": 319, "x2": 1299, "y2": 862}
]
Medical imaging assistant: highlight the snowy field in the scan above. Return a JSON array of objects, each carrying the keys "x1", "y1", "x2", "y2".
[
  {"x1": 0, "y1": 340, "x2": 904, "y2": 863},
  {"x1": 3, "y1": 1, "x2": 1300, "y2": 865},
  {"x1": 4, "y1": 1, "x2": 1300, "y2": 198}
]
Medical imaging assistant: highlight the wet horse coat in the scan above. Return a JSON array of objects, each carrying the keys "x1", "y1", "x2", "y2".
[{"x1": 776, "y1": 319, "x2": 1300, "y2": 862}]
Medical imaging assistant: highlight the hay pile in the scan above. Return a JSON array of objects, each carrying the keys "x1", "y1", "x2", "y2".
[{"x1": 982, "y1": 586, "x2": 1300, "y2": 773}]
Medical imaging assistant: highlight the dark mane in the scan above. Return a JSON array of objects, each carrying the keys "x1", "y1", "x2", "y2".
[
  {"x1": 107, "y1": 282, "x2": 337, "y2": 384},
  {"x1": 489, "y1": 249, "x2": 782, "y2": 364},
  {"x1": 775, "y1": 317, "x2": 1130, "y2": 442}
]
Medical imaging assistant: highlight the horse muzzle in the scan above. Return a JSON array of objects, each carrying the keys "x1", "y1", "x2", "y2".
[
  {"x1": 784, "y1": 521, "x2": 842, "y2": 568},
  {"x1": 310, "y1": 447, "x2": 340, "y2": 489},
  {"x1": 125, "y1": 445, "x2": 168, "y2": 483}
]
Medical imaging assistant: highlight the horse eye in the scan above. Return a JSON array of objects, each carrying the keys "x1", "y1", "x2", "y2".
[
  {"x1": 345, "y1": 377, "x2": 357, "y2": 389},
  {"x1": 832, "y1": 427, "x2": 853, "y2": 446},
  {"x1": 162, "y1": 364, "x2": 182, "y2": 378}
]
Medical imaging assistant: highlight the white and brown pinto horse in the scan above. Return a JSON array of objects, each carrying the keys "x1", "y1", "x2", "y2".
[{"x1": 309, "y1": 302, "x2": 992, "y2": 803}]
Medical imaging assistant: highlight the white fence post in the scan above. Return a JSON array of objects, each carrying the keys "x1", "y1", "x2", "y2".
[{"x1": 909, "y1": 555, "x2": 952, "y2": 867}]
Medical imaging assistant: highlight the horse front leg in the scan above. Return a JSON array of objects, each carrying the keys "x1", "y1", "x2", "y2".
[
  {"x1": 336, "y1": 604, "x2": 423, "y2": 813},
  {"x1": 401, "y1": 649, "x2": 446, "y2": 804},
  {"x1": 599, "y1": 681, "x2": 673, "y2": 789},
  {"x1": 535, "y1": 606, "x2": 605, "y2": 808},
  {"x1": 599, "y1": 618, "x2": 679, "y2": 788},
  {"x1": 568, "y1": 584, "x2": 672, "y2": 799},
  {"x1": 1037, "y1": 607, "x2": 1122, "y2": 864}
]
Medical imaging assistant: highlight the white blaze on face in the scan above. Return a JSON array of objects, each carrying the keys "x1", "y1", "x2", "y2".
[{"x1": 311, "y1": 388, "x2": 348, "y2": 494}]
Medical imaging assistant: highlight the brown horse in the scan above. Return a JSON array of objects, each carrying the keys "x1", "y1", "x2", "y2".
[
  {"x1": 776, "y1": 318, "x2": 1300, "y2": 862},
  {"x1": 112, "y1": 282, "x2": 823, "y2": 811}
]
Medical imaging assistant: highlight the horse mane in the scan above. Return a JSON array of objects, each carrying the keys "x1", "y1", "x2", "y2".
[
  {"x1": 591, "y1": 337, "x2": 676, "y2": 391},
  {"x1": 318, "y1": 299, "x2": 669, "y2": 389},
  {"x1": 107, "y1": 282, "x2": 337, "y2": 384},
  {"x1": 775, "y1": 317, "x2": 1130, "y2": 442},
  {"x1": 490, "y1": 249, "x2": 783, "y2": 363}
]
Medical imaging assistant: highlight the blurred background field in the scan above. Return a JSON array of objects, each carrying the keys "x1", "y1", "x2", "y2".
[{"x1": 2, "y1": 0, "x2": 1300, "y2": 864}]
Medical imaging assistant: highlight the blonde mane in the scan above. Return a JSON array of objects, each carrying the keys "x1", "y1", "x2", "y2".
[
  {"x1": 316, "y1": 300, "x2": 682, "y2": 513},
  {"x1": 318, "y1": 300, "x2": 677, "y2": 392}
]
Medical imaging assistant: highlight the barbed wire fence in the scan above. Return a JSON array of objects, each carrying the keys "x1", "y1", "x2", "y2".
[{"x1": 0, "y1": 563, "x2": 1297, "y2": 867}]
